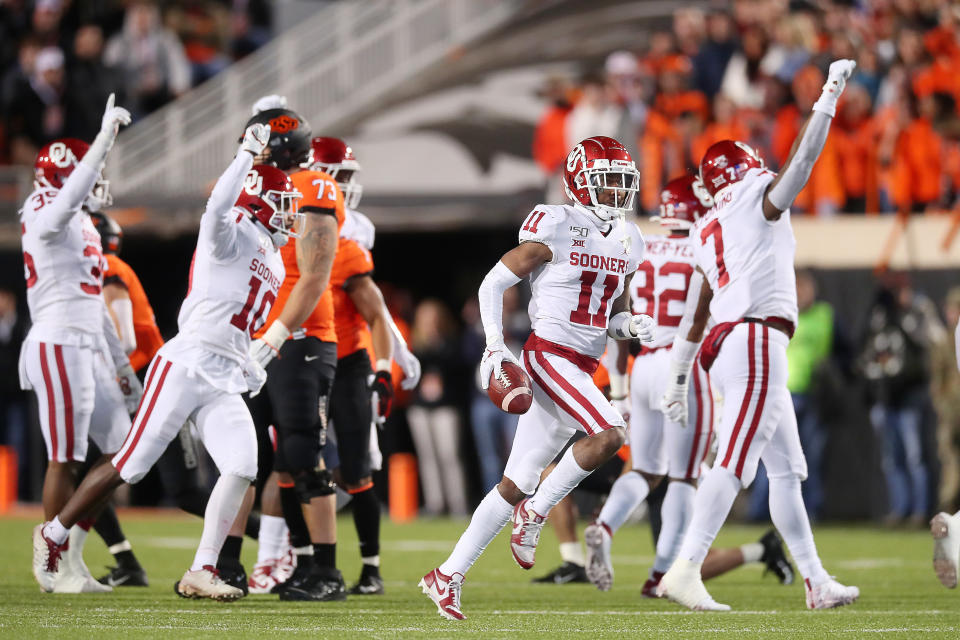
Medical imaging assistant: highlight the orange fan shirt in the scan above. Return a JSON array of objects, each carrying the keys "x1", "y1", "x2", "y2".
[
  {"x1": 103, "y1": 254, "x2": 164, "y2": 373},
  {"x1": 257, "y1": 170, "x2": 344, "y2": 343},
  {"x1": 331, "y1": 237, "x2": 375, "y2": 360}
]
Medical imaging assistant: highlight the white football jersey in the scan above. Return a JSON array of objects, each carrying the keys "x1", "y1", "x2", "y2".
[
  {"x1": 631, "y1": 234, "x2": 696, "y2": 349},
  {"x1": 172, "y1": 208, "x2": 285, "y2": 367},
  {"x1": 342, "y1": 207, "x2": 375, "y2": 250},
  {"x1": 520, "y1": 204, "x2": 646, "y2": 360},
  {"x1": 692, "y1": 167, "x2": 798, "y2": 325},
  {"x1": 19, "y1": 186, "x2": 108, "y2": 346}
]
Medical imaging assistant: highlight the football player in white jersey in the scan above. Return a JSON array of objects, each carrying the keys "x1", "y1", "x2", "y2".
[
  {"x1": 419, "y1": 136, "x2": 654, "y2": 620},
  {"x1": 583, "y1": 174, "x2": 715, "y2": 593},
  {"x1": 656, "y1": 60, "x2": 860, "y2": 611},
  {"x1": 19, "y1": 95, "x2": 143, "y2": 594},
  {"x1": 32, "y1": 123, "x2": 304, "y2": 602}
]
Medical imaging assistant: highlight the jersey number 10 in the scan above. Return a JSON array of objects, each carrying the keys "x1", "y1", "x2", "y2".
[{"x1": 230, "y1": 276, "x2": 276, "y2": 337}]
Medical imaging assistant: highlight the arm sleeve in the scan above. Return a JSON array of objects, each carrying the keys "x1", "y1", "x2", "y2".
[
  {"x1": 34, "y1": 163, "x2": 99, "y2": 239},
  {"x1": 102, "y1": 303, "x2": 131, "y2": 369},
  {"x1": 201, "y1": 152, "x2": 254, "y2": 261},
  {"x1": 766, "y1": 110, "x2": 833, "y2": 212},
  {"x1": 110, "y1": 298, "x2": 137, "y2": 355},
  {"x1": 669, "y1": 269, "x2": 707, "y2": 373},
  {"x1": 478, "y1": 261, "x2": 522, "y2": 346}
]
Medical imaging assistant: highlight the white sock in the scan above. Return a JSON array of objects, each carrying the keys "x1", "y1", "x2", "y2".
[
  {"x1": 191, "y1": 474, "x2": 249, "y2": 572},
  {"x1": 256, "y1": 514, "x2": 287, "y2": 564},
  {"x1": 362, "y1": 555, "x2": 380, "y2": 567},
  {"x1": 43, "y1": 516, "x2": 70, "y2": 546},
  {"x1": 740, "y1": 542, "x2": 764, "y2": 564},
  {"x1": 559, "y1": 541, "x2": 585, "y2": 566},
  {"x1": 528, "y1": 447, "x2": 591, "y2": 516},
  {"x1": 439, "y1": 488, "x2": 513, "y2": 576},
  {"x1": 768, "y1": 475, "x2": 829, "y2": 586},
  {"x1": 653, "y1": 481, "x2": 695, "y2": 573},
  {"x1": 68, "y1": 525, "x2": 88, "y2": 557},
  {"x1": 677, "y1": 467, "x2": 740, "y2": 564},
  {"x1": 597, "y1": 471, "x2": 649, "y2": 534}
]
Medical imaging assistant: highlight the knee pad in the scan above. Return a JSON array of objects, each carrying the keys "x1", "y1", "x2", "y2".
[
  {"x1": 294, "y1": 467, "x2": 335, "y2": 503},
  {"x1": 279, "y1": 429, "x2": 322, "y2": 473}
]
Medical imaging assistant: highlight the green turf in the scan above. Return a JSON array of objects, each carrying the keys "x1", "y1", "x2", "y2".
[{"x1": 1, "y1": 510, "x2": 958, "y2": 638}]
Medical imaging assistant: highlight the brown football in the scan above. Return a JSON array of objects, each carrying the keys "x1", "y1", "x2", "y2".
[{"x1": 488, "y1": 360, "x2": 533, "y2": 415}]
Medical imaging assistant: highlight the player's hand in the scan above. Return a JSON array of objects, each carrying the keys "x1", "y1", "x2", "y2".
[
  {"x1": 611, "y1": 395, "x2": 630, "y2": 422},
  {"x1": 242, "y1": 357, "x2": 268, "y2": 396},
  {"x1": 370, "y1": 370, "x2": 394, "y2": 420},
  {"x1": 100, "y1": 93, "x2": 131, "y2": 137},
  {"x1": 248, "y1": 320, "x2": 289, "y2": 368},
  {"x1": 116, "y1": 362, "x2": 143, "y2": 414},
  {"x1": 241, "y1": 123, "x2": 271, "y2": 157},
  {"x1": 252, "y1": 94, "x2": 287, "y2": 115},
  {"x1": 628, "y1": 314, "x2": 655, "y2": 343},
  {"x1": 395, "y1": 348, "x2": 422, "y2": 390},
  {"x1": 479, "y1": 341, "x2": 520, "y2": 390},
  {"x1": 825, "y1": 59, "x2": 856, "y2": 95},
  {"x1": 660, "y1": 382, "x2": 688, "y2": 425}
]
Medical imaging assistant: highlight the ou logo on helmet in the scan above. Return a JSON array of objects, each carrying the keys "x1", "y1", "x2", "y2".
[
  {"x1": 692, "y1": 177, "x2": 714, "y2": 209},
  {"x1": 243, "y1": 170, "x2": 263, "y2": 195},
  {"x1": 48, "y1": 142, "x2": 77, "y2": 169},
  {"x1": 566, "y1": 143, "x2": 587, "y2": 173}
]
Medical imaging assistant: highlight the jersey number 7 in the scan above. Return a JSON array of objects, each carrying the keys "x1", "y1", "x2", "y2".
[{"x1": 700, "y1": 219, "x2": 730, "y2": 287}]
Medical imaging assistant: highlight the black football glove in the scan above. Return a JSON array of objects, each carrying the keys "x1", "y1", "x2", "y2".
[{"x1": 370, "y1": 370, "x2": 394, "y2": 420}]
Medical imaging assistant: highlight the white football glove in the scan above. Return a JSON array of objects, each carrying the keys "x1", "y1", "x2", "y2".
[
  {"x1": 241, "y1": 123, "x2": 271, "y2": 157},
  {"x1": 813, "y1": 59, "x2": 856, "y2": 117},
  {"x1": 611, "y1": 396, "x2": 630, "y2": 422},
  {"x1": 252, "y1": 94, "x2": 288, "y2": 115},
  {"x1": 394, "y1": 347, "x2": 422, "y2": 390},
  {"x1": 479, "y1": 341, "x2": 521, "y2": 390},
  {"x1": 242, "y1": 357, "x2": 268, "y2": 397},
  {"x1": 116, "y1": 362, "x2": 143, "y2": 414},
  {"x1": 100, "y1": 93, "x2": 131, "y2": 137},
  {"x1": 248, "y1": 320, "x2": 289, "y2": 368},
  {"x1": 629, "y1": 314, "x2": 656, "y2": 343}
]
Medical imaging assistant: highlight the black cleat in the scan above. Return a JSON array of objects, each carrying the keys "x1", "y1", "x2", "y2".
[
  {"x1": 273, "y1": 558, "x2": 311, "y2": 595},
  {"x1": 216, "y1": 558, "x2": 249, "y2": 596},
  {"x1": 531, "y1": 561, "x2": 589, "y2": 584},
  {"x1": 279, "y1": 567, "x2": 347, "y2": 602},
  {"x1": 98, "y1": 565, "x2": 149, "y2": 587},
  {"x1": 348, "y1": 572, "x2": 385, "y2": 595},
  {"x1": 759, "y1": 529, "x2": 795, "y2": 585}
]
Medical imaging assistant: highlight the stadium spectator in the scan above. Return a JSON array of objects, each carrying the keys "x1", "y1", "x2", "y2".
[
  {"x1": 532, "y1": 75, "x2": 573, "y2": 204},
  {"x1": 860, "y1": 274, "x2": 945, "y2": 525},
  {"x1": 231, "y1": 0, "x2": 273, "y2": 58},
  {"x1": 931, "y1": 287, "x2": 960, "y2": 513},
  {"x1": 0, "y1": 287, "x2": 29, "y2": 500},
  {"x1": 834, "y1": 84, "x2": 878, "y2": 213},
  {"x1": 166, "y1": 1, "x2": 232, "y2": 85},
  {"x1": 720, "y1": 26, "x2": 769, "y2": 111},
  {"x1": 67, "y1": 24, "x2": 124, "y2": 142},
  {"x1": 691, "y1": 11, "x2": 738, "y2": 98},
  {"x1": 103, "y1": 1, "x2": 191, "y2": 117},
  {"x1": 564, "y1": 73, "x2": 623, "y2": 157},
  {"x1": 408, "y1": 299, "x2": 468, "y2": 517},
  {"x1": 4, "y1": 46, "x2": 67, "y2": 164}
]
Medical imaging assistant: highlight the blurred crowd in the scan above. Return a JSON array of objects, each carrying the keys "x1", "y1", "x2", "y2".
[
  {"x1": 0, "y1": 0, "x2": 272, "y2": 165},
  {"x1": 534, "y1": 0, "x2": 960, "y2": 215}
]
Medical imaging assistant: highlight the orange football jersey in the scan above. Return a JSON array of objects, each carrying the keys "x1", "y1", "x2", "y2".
[
  {"x1": 103, "y1": 254, "x2": 164, "y2": 372},
  {"x1": 331, "y1": 237, "x2": 375, "y2": 360},
  {"x1": 257, "y1": 170, "x2": 345, "y2": 342}
]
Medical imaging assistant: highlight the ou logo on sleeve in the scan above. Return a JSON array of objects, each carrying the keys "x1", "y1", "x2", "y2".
[{"x1": 244, "y1": 170, "x2": 263, "y2": 195}]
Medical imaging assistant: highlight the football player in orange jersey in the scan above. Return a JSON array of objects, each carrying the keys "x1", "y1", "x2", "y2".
[
  {"x1": 313, "y1": 137, "x2": 422, "y2": 595},
  {"x1": 226, "y1": 101, "x2": 346, "y2": 601}
]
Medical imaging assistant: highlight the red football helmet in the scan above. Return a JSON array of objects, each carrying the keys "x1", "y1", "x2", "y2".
[
  {"x1": 562, "y1": 136, "x2": 640, "y2": 221},
  {"x1": 235, "y1": 164, "x2": 304, "y2": 247},
  {"x1": 35, "y1": 138, "x2": 112, "y2": 211},
  {"x1": 309, "y1": 136, "x2": 362, "y2": 208},
  {"x1": 699, "y1": 139, "x2": 764, "y2": 197},
  {"x1": 653, "y1": 174, "x2": 713, "y2": 231}
]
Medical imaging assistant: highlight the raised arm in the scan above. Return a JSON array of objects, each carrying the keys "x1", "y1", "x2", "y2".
[
  {"x1": 202, "y1": 123, "x2": 269, "y2": 260},
  {"x1": 38, "y1": 94, "x2": 130, "y2": 238},
  {"x1": 762, "y1": 60, "x2": 856, "y2": 221}
]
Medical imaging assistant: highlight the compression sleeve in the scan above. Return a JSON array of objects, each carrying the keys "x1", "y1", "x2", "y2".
[
  {"x1": 109, "y1": 298, "x2": 137, "y2": 355},
  {"x1": 766, "y1": 111, "x2": 833, "y2": 212},
  {"x1": 478, "y1": 261, "x2": 522, "y2": 346},
  {"x1": 202, "y1": 151, "x2": 254, "y2": 261}
]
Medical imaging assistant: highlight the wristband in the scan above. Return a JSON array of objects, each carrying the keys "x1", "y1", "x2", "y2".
[
  {"x1": 609, "y1": 372, "x2": 629, "y2": 399},
  {"x1": 262, "y1": 320, "x2": 290, "y2": 350},
  {"x1": 375, "y1": 359, "x2": 391, "y2": 372}
]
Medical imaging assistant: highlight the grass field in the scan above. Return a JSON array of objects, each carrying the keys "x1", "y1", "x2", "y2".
[{"x1": 1, "y1": 508, "x2": 958, "y2": 639}]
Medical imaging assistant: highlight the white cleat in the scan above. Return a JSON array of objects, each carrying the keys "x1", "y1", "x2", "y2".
[
  {"x1": 177, "y1": 566, "x2": 244, "y2": 601},
  {"x1": 584, "y1": 522, "x2": 614, "y2": 591},
  {"x1": 248, "y1": 559, "x2": 282, "y2": 594},
  {"x1": 510, "y1": 499, "x2": 545, "y2": 570},
  {"x1": 53, "y1": 542, "x2": 112, "y2": 593},
  {"x1": 657, "y1": 558, "x2": 731, "y2": 611},
  {"x1": 419, "y1": 568, "x2": 465, "y2": 620},
  {"x1": 274, "y1": 547, "x2": 296, "y2": 585},
  {"x1": 805, "y1": 577, "x2": 860, "y2": 609},
  {"x1": 931, "y1": 512, "x2": 960, "y2": 588},
  {"x1": 32, "y1": 523, "x2": 63, "y2": 593}
]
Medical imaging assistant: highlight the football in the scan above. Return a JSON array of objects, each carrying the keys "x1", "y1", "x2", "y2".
[{"x1": 488, "y1": 361, "x2": 533, "y2": 414}]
